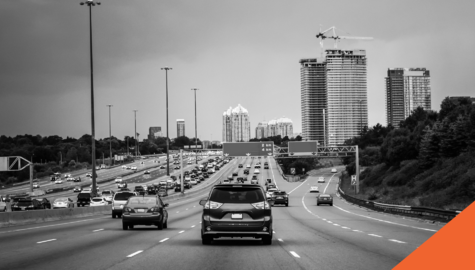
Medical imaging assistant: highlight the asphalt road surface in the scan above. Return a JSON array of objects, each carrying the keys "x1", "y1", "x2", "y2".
[{"x1": 0, "y1": 157, "x2": 442, "y2": 270}]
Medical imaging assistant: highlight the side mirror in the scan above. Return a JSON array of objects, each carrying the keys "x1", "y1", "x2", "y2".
[
  {"x1": 164, "y1": 203, "x2": 169, "y2": 207},
  {"x1": 199, "y1": 199, "x2": 207, "y2": 206}
]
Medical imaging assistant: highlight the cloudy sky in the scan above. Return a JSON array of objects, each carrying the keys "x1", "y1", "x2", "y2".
[{"x1": 1, "y1": 0, "x2": 474, "y2": 141}]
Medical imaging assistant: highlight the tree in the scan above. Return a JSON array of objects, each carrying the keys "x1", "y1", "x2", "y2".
[
  {"x1": 66, "y1": 147, "x2": 78, "y2": 162},
  {"x1": 418, "y1": 125, "x2": 440, "y2": 169}
]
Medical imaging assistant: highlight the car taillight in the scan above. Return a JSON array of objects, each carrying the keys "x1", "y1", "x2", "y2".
[
  {"x1": 251, "y1": 201, "x2": 270, "y2": 210},
  {"x1": 123, "y1": 207, "x2": 134, "y2": 213},
  {"x1": 147, "y1": 207, "x2": 160, "y2": 213},
  {"x1": 204, "y1": 201, "x2": 223, "y2": 209}
]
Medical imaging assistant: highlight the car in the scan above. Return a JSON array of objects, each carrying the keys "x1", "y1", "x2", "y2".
[
  {"x1": 199, "y1": 183, "x2": 272, "y2": 245},
  {"x1": 144, "y1": 170, "x2": 151, "y2": 175},
  {"x1": 318, "y1": 177, "x2": 325, "y2": 183},
  {"x1": 122, "y1": 195, "x2": 169, "y2": 230},
  {"x1": 115, "y1": 177, "x2": 123, "y2": 183},
  {"x1": 63, "y1": 174, "x2": 72, "y2": 179},
  {"x1": 112, "y1": 191, "x2": 136, "y2": 218},
  {"x1": 331, "y1": 168, "x2": 337, "y2": 173},
  {"x1": 0, "y1": 198, "x2": 6, "y2": 212},
  {"x1": 266, "y1": 188, "x2": 278, "y2": 198},
  {"x1": 252, "y1": 175, "x2": 258, "y2": 181},
  {"x1": 266, "y1": 184, "x2": 276, "y2": 191},
  {"x1": 317, "y1": 194, "x2": 333, "y2": 206},
  {"x1": 11, "y1": 198, "x2": 42, "y2": 211},
  {"x1": 159, "y1": 180, "x2": 167, "y2": 188},
  {"x1": 82, "y1": 188, "x2": 92, "y2": 193},
  {"x1": 254, "y1": 169, "x2": 260, "y2": 174},
  {"x1": 243, "y1": 169, "x2": 250, "y2": 175},
  {"x1": 89, "y1": 184, "x2": 100, "y2": 191},
  {"x1": 255, "y1": 164, "x2": 261, "y2": 169},
  {"x1": 90, "y1": 197, "x2": 108, "y2": 206},
  {"x1": 74, "y1": 177, "x2": 81, "y2": 182},
  {"x1": 264, "y1": 165, "x2": 269, "y2": 169},
  {"x1": 86, "y1": 173, "x2": 92, "y2": 177},
  {"x1": 73, "y1": 186, "x2": 82, "y2": 192},
  {"x1": 246, "y1": 164, "x2": 251, "y2": 169},
  {"x1": 55, "y1": 179, "x2": 63, "y2": 184},
  {"x1": 236, "y1": 176, "x2": 246, "y2": 183},
  {"x1": 170, "y1": 175, "x2": 177, "y2": 181},
  {"x1": 118, "y1": 182, "x2": 128, "y2": 189},
  {"x1": 101, "y1": 190, "x2": 115, "y2": 203},
  {"x1": 35, "y1": 198, "x2": 51, "y2": 209},
  {"x1": 134, "y1": 186, "x2": 145, "y2": 193},
  {"x1": 265, "y1": 178, "x2": 272, "y2": 186},
  {"x1": 198, "y1": 176, "x2": 205, "y2": 182},
  {"x1": 131, "y1": 166, "x2": 137, "y2": 171},
  {"x1": 33, "y1": 182, "x2": 40, "y2": 189},
  {"x1": 214, "y1": 166, "x2": 220, "y2": 171},
  {"x1": 190, "y1": 179, "x2": 198, "y2": 185},
  {"x1": 122, "y1": 165, "x2": 127, "y2": 169},
  {"x1": 158, "y1": 188, "x2": 168, "y2": 197},
  {"x1": 159, "y1": 165, "x2": 166, "y2": 169},
  {"x1": 251, "y1": 179, "x2": 259, "y2": 184},
  {"x1": 310, "y1": 186, "x2": 320, "y2": 193},
  {"x1": 66, "y1": 177, "x2": 75, "y2": 182},
  {"x1": 174, "y1": 165, "x2": 181, "y2": 169},
  {"x1": 271, "y1": 190, "x2": 288, "y2": 207},
  {"x1": 166, "y1": 179, "x2": 175, "y2": 189},
  {"x1": 52, "y1": 197, "x2": 75, "y2": 209},
  {"x1": 147, "y1": 185, "x2": 157, "y2": 195},
  {"x1": 77, "y1": 192, "x2": 93, "y2": 207}
]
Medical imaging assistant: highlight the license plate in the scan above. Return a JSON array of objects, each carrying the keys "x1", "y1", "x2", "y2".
[
  {"x1": 137, "y1": 209, "x2": 145, "y2": 213},
  {"x1": 231, "y1": 213, "x2": 242, "y2": 219},
  {"x1": 277, "y1": 197, "x2": 283, "y2": 199}
]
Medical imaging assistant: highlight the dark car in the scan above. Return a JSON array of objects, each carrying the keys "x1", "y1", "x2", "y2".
[
  {"x1": 236, "y1": 177, "x2": 246, "y2": 183},
  {"x1": 238, "y1": 164, "x2": 243, "y2": 168},
  {"x1": 35, "y1": 198, "x2": 51, "y2": 209},
  {"x1": 74, "y1": 177, "x2": 82, "y2": 182},
  {"x1": 203, "y1": 172, "x2": 209, "y2": 178},
  {"x1": 77, "y1": 192, "x2": 93, "y2": 207},
  {"x1": 12, "y1": 198, "x2": 42, "y2": 211},
  {"x1": 317, "y1": 194, "x2": 333, "y2": 206},
  {"x1": 199, "y1": 176, "x2": 205, "y2": 182},
  {"x1": 134, "y1": 185, "x2": 145, "y2": 193},
  {"x1": 199, "y1": 184, "x2": 272, "y2": 245},
  {"x1": 73, "y1": 186, "x2": 82, "y2": 192},
  {"x1": 170, "y1": 175, "x2": 177, "y2": 181},
  {"x1": 244, "y1": 169, "x2": 250, "y2": 175},
  {"x1": 214, "y1": 166, "x2": 220, "y2": 171},
  {"x1": 147, "y1": 186, "x2": 157, "y2": 195},
  {"x1": 271, "y1": 190, "x2": 288, "y2": 207},
  {"x1": 122, "y1": 195, "x2": 169, "y2": 230}
]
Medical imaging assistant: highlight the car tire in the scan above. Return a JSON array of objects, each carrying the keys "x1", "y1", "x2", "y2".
[
  {"x1": 202, "y1": 235, "x2": 212, "y2": 245},
  {"x1": 157, "y1": 219, "x2": 163, "y2": 230},
  {"x1": 122, "y1": 223, "x2": 128, "y2": 230},
  {"x1": 330, "y1": 203, "x2": 333, "y2": 206},
  {"x1": 112, "y1": 213, "x2": 116, "y2": 219},
  {"x1": 285, "y1": 203, "x2": 288, "y2": 207},
  {"x1": 129, "y1": 225, "x2": 134, "y2": 229},
  {"x1": 262, "y1": 235, "x2": 272, "y2": 245},
  {"x1": 163, "y1": 219, "x2": 168, "y2": 229},
  {"x1": 317, "y1": 203, "x2": 319, "y2": 206}
]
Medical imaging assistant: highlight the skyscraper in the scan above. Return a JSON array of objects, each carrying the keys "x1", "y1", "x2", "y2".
[
  {"x1": 300, "y1": 49, "x2": 368, "y2": 146},
  {"x1": 176, "y1": 119, "x2": 185, "y2": 137},
  {"x1": 222, "y1": 104, "x2": 251, "y2": 142},
  {"x1": 386, "y1": 68, "x2": 431, "y2": 127},
  {"x1": 255, "y1": 121, "x2": 268, "y2": 139},
  {"x1": 148, "y1": 126, "x2": 162, "y2": 141}
]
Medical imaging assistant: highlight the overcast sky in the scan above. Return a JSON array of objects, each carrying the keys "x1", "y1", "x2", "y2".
[{"x1": 1, "y1": 0, "x2": 474, "y2": 141}]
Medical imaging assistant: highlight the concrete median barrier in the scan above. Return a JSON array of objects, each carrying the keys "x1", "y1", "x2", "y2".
[{"x1": 0, "y1": 205, "x2": 111, "y2": 228}]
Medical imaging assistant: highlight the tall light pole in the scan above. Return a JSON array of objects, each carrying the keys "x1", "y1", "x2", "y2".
[
  {"x1": 161, "y1": 67, "x2": 172, "y2": 176},
  {"x1": 134, "y1": 110, "x2": 138, "y2": 157},
  {"x1": 80, "y1": 0, "x2": 101, "y2": 196},
  {"x1": 191, "y1": 88, "x2": 199, "y2": 164},
  {"x1": 107, "y1": 104, "x2": 113, "y2": 166}
]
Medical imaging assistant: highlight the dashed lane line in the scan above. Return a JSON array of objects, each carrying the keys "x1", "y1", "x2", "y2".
[
  {"x1": 159, "y1": 238, "x2": 169, "y2": 243},
  {"x1": 191, "y1": 225, "x2": 195, "y2": 228},
  {"x1": 289, "y1": 251, "x2": 301, "y2": 258},
  {"x1": 368, "y1": 234, "x2": 382, "y2": 238},
  {"x1": 179, "y1": 231, "x2": 185, "y2": 234},
  {"x1": 37, "y1": 239, "x2": 56, "y2": 244},
  {"x1": 278, "y1": 238, "x2": 283, "y2": 242},
  {"x1": 93, "y1": 229, "x2": 104, "y2": 232},
  {"x1": 0, "y1": 217, "x2": 107, "y2": 234},
  {"x1": 127, "y1": 250, "x2": 143, "y2": 258},
  {"x1": 323, "y1": 173, "x2": 337, "y2": 194},
  {"x1": 389, "y1": 239, "x2": 407, "y2": 244}
]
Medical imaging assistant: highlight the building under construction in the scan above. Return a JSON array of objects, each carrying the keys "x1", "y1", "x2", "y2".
[{"x1": 300, "y1": 49, "x2": 368, "y2": 146}]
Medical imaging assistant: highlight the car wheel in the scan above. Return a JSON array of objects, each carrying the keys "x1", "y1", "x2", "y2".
[
  {"x1": 330, "y1": 203, "x2": 333, "y2": 206},
  {"x1": 129, "y1": 225, "x2": 134, "y2": 229},
  {"x1": 122, "y1": 223, "x2": 128, "y2": 230},
  {"x1": 317, "y1": 203, "x2": 319, "y2": 206},
  {"x1": 157, "y1": 219, "x2": 163, "y2": 230},
  {"x1": 112, "y1": 213, "x2": 116, "y2": 219},
  {"x1": 163, "y1": 218, "x2": 168, "y2": 229},
  {"x1": 202, "y1": 235, "x2": 212, "y2": 245},
  {"x1": 262, "y1": 235, "x2": 272, "y2": 245},
  {"x1": 285, "y1": 203, "x2": 288, "y2": 207}
]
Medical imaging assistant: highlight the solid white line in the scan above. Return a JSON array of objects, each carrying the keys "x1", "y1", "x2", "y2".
[
  {"x1": 288, "y1": 178, "x2": 310, "y2": 194},
  {"x1": 389, "y1": 239, "x2": 406, "y2": 244},
  {"x1": 37, "y1": 239, "x2": 56, "y2": 244},
  {"x1": 290, "y1": 251, "x2": 300, "y2": 258},
  {"x1": 93, "y1": 229, "x2": 104, "y2": 232},
  {"x1": 368, "y1": 234, "x2": 382, "y2": 238},
  {"x1": 159, "y1": 238, "x2": 169, "y2": 243},
  {"x1": 0, "y1": 217, "x2": 105, "y2": 234},
  {"x1": 127, "y1": 250, "x2": 143, "y2": 257},
  {"x1": 278, "y1": 238, "x2": 283, "y2": 242},
  {"x1": 179, "y1": 230, "x2": 185, "y2": 234},
  {"x1": 323, "y1": 173, "x2": 337, "y2": 194},
  {"x1": 191, "y1": 225, "x2": 195, "y2": 228}
]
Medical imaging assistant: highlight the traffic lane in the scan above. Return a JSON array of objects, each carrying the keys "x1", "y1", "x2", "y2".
[
  {"x1": 0, "y1": 194, "x2": 208, "y2": 270},
  {"x1": 271, "y1": 205, "x2": 400, "y2": 270}
]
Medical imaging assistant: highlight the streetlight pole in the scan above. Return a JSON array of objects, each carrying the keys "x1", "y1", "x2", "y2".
[
  {"x1": 134, "y1": 110, "x2": 138, "y2": 157},
  {"x1": 80, "y1": 0, "x2": 101, "y2": 196},
  {"x1": 191, "y1": 88, "x2": 199, "y2": 164},
  {"x1": 107, "y1": 104, "x2": 113, "y2": 167},
  {"x1": 161, "y1": 67, "x2": 172, "y2": 176}
]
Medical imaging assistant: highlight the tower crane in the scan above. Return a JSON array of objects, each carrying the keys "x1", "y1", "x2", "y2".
[{"x1": 316, "y1": 26, "x2": 373, "y2": 57}]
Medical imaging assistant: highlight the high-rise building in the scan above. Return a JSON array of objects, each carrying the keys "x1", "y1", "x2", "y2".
[
  {"x1": 176, "y1": 119, "x2": 185, "y2": 137},
  {"x1": 148, "y1": 126, "x2": 162, "y2": 141},
  {"x1": 258, "y1": 117, "x2": 293, "y2": 139},
  {"x1": 202, "y1": 140, "x2": 211, "y2": 149},
  {"x1": 222, "y1": 104, "x2": 251, "y2": 142},
  {"x1": 255, "y1": 122, "x2": 268, "y2": 139},
  {"x1": 300, "y1": 49, "x2": 368, "y2": 146},
  {"x1": 386, "y1": 68, "x2": 431, "y2": 127},
  {"x1": 276, "y1": 117, "x2": 293, "y2": 138}
]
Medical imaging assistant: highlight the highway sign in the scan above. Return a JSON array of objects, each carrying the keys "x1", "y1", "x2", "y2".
[
  {"x1": 288, "y1": 141, "x2": 319, "y2": 156},
  {"x1": 223, "y1": 142, "x2": 274, "y2": 157},
  {"x1": 290, "y1": 168, "x2": 296, "y2": 175},
  {"x1": 351, "y1": 175, "x2": 357, "y2": 185}
]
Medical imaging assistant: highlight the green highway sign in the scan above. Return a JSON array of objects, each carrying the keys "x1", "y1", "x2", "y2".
[
  {"x1": 223, "y1": 142, "x2": 274, "y2": 157},
  {"x1": 288, "y1": 141, "x2": 319, "y2": 156}
]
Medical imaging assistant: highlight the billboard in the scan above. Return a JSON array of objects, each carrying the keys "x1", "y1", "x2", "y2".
[{"x1": 288, "y1": 141, "x2": 319, "y2": 156}]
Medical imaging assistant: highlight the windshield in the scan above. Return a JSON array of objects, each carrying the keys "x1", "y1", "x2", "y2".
[
  {"x1": 54, "y1": 198, "x2": 68, "y2": 203},
  {"x1": 114, "y1": 192, "x2": 135, "y2": 201},
  {"x1": 210, "y1": 188, "x2": 264, "y2": 203},
  {"x1": 92, "y1": 198, "x2": 103, "y2": 202},
  {"x1": 101, "y1": 191, "x2": 112, "y2": 195},
  {"x1": 78, "y1": 193, "x2": 91, "y2": 198}
]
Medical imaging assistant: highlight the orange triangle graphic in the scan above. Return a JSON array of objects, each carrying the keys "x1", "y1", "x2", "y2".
[{"x1": 394, "y1": 202, "x2": 475, "y2": 269}]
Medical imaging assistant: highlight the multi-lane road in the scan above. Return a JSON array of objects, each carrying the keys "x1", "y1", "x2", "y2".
[{"x1": 0, "y1": 157, "x2": 443, "y2": 269}]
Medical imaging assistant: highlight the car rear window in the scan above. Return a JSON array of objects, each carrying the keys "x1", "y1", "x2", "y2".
[
  {"x1": 114, "y1": 192, "x2": 135, "y2": 200},
  {"x1": 320, "y1": 195, "x2": 331, "y2": 198},
  {"x1": 102, "y1": 191, "x2": 112, "y2": 195},
  {"x1": 78, "y1": 193, "x2": 91, "y2": 198},
  {"x1": 92, "y1": 198, "x2": 103, "y2": 202},
  {"x1": 273, "y1": 191, "x2": 286, "y2": 195},
  {"x1": 128, "y1": 197, "x2": 156, "y2": 207},
  {"x1": 210, "y1": 188, "x2": 264, "y2": 203}
]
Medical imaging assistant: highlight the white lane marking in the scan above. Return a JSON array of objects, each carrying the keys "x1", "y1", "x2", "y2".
[
  {"x1": 341, "y1": 227, "x2": 350, "y2": 229},
  {"x1": 278, "y1": 238, "x2": 283, "y2": 242},
  {"x1": 368, "y1": 234, "x2": 382, "y2": 238},
  {"x1": 127, "y1": 250, "x2": 143, "y2": 257},
  {"x1": 288, "y1": 178, "x2": 310, "y2": 194},
  {"x1": 159, "y1": 238, "x2": 169, "y2": 243},
  {"x1": 179, "y1": 230, "x2": 185, "y2": 234},
  {"x1": 191, "y1": 225, "x2": 195, "y2": 228},
  {"x1": 327, "y1": 221, "x2": 333, "y2": 223},
  {"x1": 323, "y1": 173, "x2": 337, "y2": 194},
  {"x1": 37, "y1": 239, "x2": 56, "y2": 244},
  {"x1": 353, "y1": 230, "x2": 362, "y2": 232},
  {"x1": 389, "y1": 239, "x2": 407, "y2": 244},
  {"x1": 333, "y1": 224, "x2": 340, "y2": 226},
  {"x1": 0, "y1": 217, "x2": 106, "y2": 235},
  {"x1": 290, "y1": 251, "x2": 300, "y2": 258},
  {"x1": 333, "y1": 205, "x2": 438, "y2": 232},
  {"x1": 93, "y1": 229, "x2": 104, "y2": 232}
]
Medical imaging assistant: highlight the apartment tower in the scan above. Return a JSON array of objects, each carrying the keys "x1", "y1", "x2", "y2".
[
  {"x1": 222, "y1": 104, "x2": 251, "y2": 142},
  {"x1": 176, "y1": 119, "x2": 185, "y2": 137}
]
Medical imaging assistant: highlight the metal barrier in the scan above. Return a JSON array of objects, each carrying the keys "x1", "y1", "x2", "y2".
[{"x1": 337, "y1": 186, "x2": 459, "y2": 221}]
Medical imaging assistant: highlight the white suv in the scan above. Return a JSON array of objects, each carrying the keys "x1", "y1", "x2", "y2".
[{"x1": 115, "y1": 177, "x2": 123, "y2": 183}]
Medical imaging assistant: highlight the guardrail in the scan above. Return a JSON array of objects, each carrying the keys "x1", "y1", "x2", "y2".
[{"x1": 337, "y1": 185, "x2": 460, "y2": 221}]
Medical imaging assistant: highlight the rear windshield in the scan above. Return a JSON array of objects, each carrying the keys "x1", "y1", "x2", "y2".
[
  {"x1": 78, "y1": 193, "x2": 91, "y2": 198},
  {"x1": 210, "y1": 188, "x2": 264, "y2": 203},
  {"x1": 114, "y1": 192, "x2": 135, "y2": 200},
  {"x1": 320, "y1": 195, "x2": 331, "y2": 198},
  {"x1": 128, "y1": 197, "x2": 156, "y2": 207},
  {"x1": 92, "y1": 198, "x2": 103, "y2": 202},
  {"x1": 102, "y1": 191, "x2": 112, "y2": 195},
  {"x1": 273, "y1": 191, "x2": 286, "y2": 195}
]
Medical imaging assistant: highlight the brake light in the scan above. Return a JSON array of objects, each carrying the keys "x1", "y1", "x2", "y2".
[
  {"x1": 123, "y1": 207, "x2": 135, "y2": 213},
  {"x1": 204, "y1": 201, "x2": 223, "y2": 209},
  {"x1": 147, "y1": 207, "x2": 161, "y2": 214},
  {"x1": 251, "y1": 201, "x2": 270, "y2": 210}
]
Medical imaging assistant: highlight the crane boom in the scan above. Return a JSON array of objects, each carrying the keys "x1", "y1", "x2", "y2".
[{"x1": 316, "y1": 26, "x2": 373, "y2": 53}]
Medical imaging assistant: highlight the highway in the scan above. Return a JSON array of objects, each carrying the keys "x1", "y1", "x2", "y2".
[{"x1": 0, "y1": 157, "x2": 443, "y2": 270}]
